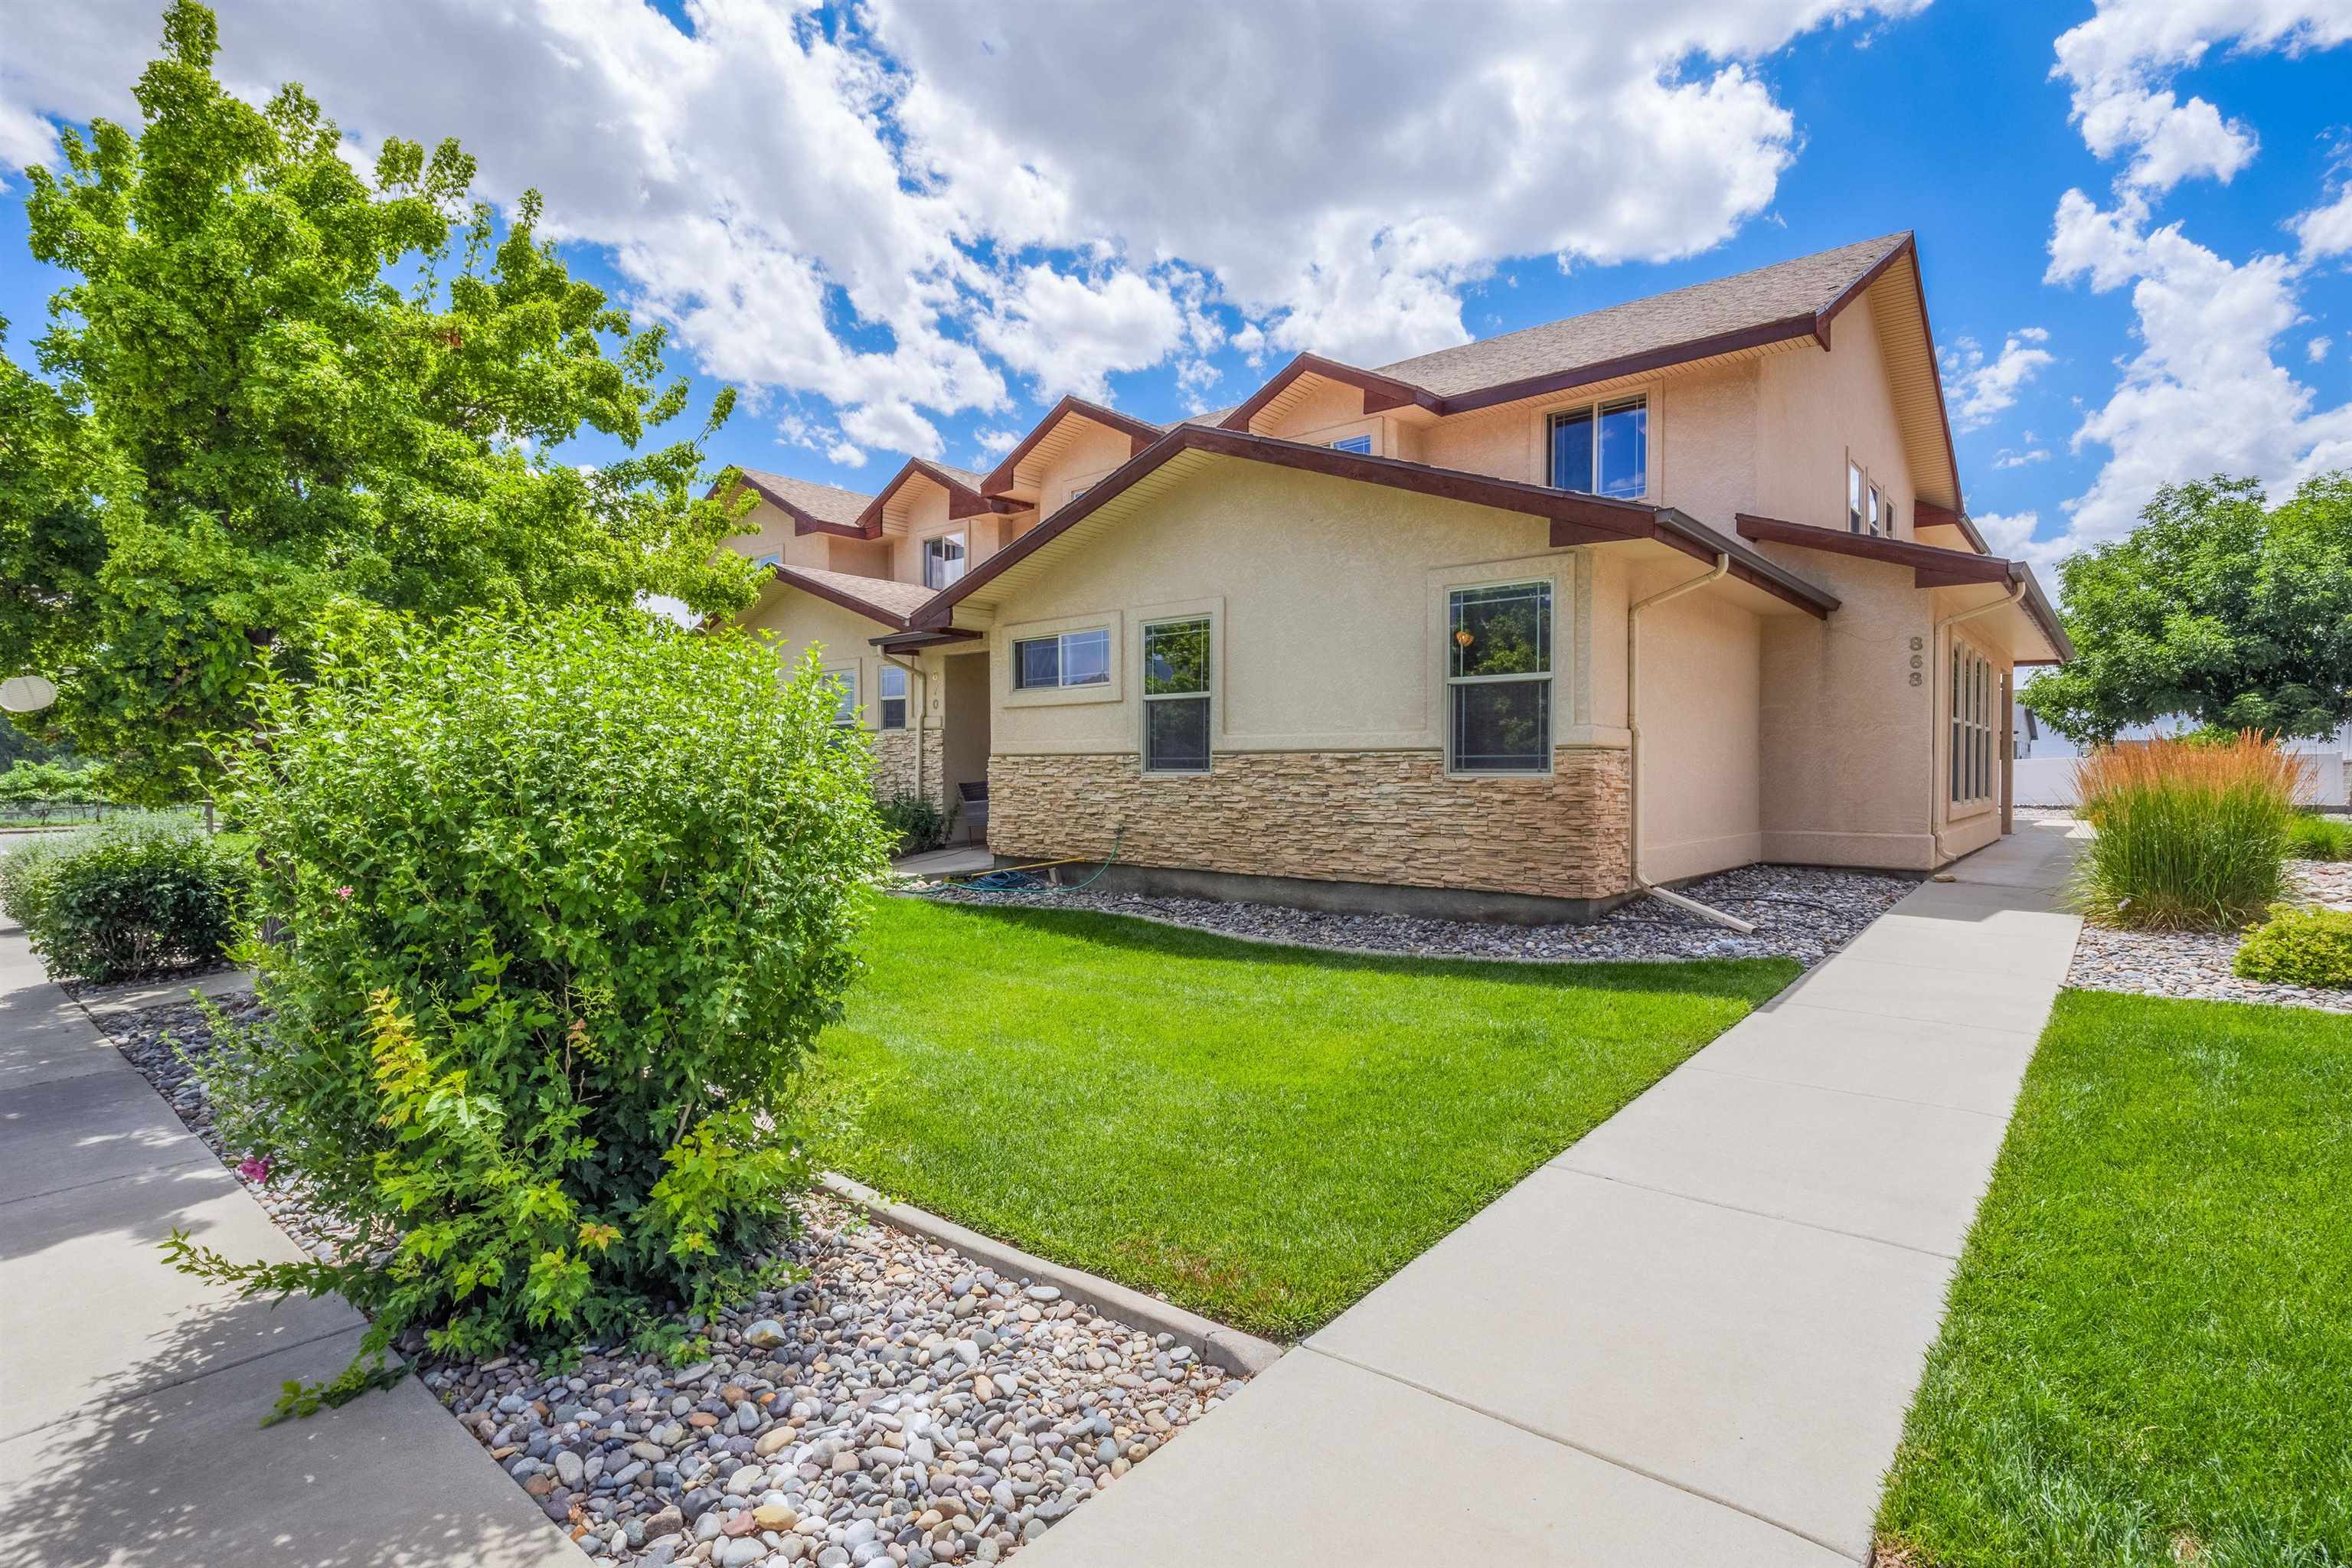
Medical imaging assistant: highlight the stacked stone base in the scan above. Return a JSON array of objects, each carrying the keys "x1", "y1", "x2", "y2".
[
  {"x1": 870, "y1": 729, "x2": 948, "y2": 812},
  {"x1": 988, "y1": 747, "x2": 1630, "y2": 901}
]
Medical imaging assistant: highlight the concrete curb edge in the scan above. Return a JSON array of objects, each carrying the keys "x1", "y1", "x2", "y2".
[{"x1": 816, "y1": 1172, "x2": 1285, "y2": 1378}]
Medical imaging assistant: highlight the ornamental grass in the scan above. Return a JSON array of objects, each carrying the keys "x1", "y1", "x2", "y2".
[{"x1": 2070, "y1": 733, "x2": 2309, "y2": 930}]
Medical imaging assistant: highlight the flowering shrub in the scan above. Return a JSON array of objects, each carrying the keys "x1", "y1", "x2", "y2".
[{"x1": 166, "y1": 607, "x2": 892, "y2": 1413}]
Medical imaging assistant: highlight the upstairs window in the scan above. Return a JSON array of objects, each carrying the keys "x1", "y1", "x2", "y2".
[
  {"x1": 752, "y1": 551, "x2": 782, "y2": 571},
  {"x1": 1868, "y1": 485, "x2": 1883, "y2": 537},
  {"x1": 1448, "y1": 581, "x2": 1553, "y2": 773},
  {"x1": 1328, "y1": 433, "x2": 1374, "y2": 455},
  {"x1": 923, "y1": 533, "x2": 966, "y2": 590},
  {"x1": 1142, "y1": 618, "x2": 1213, "y2": 773},
  {"x1": 1012, "y1": 628, "x2": 1110, "y2": 691},
  {"x1": 1849, "y1": 462, "x2": 1866, "y2": 533},
  {"x1": 1550, "y1": 397, "x2": 1647, "y2": 500},
  {"x1": 879, "y1": 665, "x2": 907, "y2": 730}
]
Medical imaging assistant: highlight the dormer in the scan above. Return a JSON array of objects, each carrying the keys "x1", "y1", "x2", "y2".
[{"x1": 981, "y1": 395, "x2": 1162, "y2": 515}]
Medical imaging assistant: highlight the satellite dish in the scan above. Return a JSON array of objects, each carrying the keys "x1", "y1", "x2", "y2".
[{"x1": 0, "y1": 675, "x2": 58, "y2": 714}]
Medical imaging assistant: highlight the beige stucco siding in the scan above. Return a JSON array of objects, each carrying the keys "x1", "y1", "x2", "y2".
[
  {"x1": 1634, "y1": 587, "x2": 1764, "y2": 884},
  {"x1": 1756, "y1": 302, "x2": 1917, "y2": 539},
  {"x1": 1026, "y1": 421, "x2": 1138, "y2": 517}
]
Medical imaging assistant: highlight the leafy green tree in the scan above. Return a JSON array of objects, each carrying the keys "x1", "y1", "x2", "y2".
[
  {"x1": 2024, "y1": 474, "x2": 2352, "y2": 744},
  {"x1": 4, "y1": 2, "x2": 759, "y2": 798},
  {"x1": 0, "y1": 315, "x2": 109, "y2": 765}
]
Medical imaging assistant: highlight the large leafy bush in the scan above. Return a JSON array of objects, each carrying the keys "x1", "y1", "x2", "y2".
[
  {"x1": 2234, "y1": 905, "x2": 2352, "y2": 990},
  {"x1": 0, "y1": 809, "x2": 243, "y2": 980},
  {"x1": 169, "y1": 607, "x2": 891, "y2": 1408},
  {"x1": 2070, "y1": 735, "x2": 2307, "y2": 929}
]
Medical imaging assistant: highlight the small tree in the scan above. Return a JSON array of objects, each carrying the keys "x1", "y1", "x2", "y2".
[
  {"x1": 168, "y1": 607, "x2": 892, "y2": 1414},
  {"x1": 2024, "y1": 473, "x2": 2352, "y2": 744},
  {"x1": 5, "y1": 2, "x2": 760, "y2": 798}
]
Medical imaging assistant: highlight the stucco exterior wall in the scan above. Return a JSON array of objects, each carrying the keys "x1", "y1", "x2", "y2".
[
  {"x1": 1027, "y1": 421, "x2": 1138, "y2": 516},
  {"x1": 1756, "y1": 302, "x2": 1917, "y2": 538},
  {"x1": 736, "y1": 586, "x2": 954, "y2": 811},
  {"x1": 1634, "y1": 586, "x2": 1764, "y2": 884}
]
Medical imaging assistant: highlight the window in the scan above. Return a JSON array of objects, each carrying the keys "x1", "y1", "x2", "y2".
[
  {"x1": 828, "y1": 666, "x2": 858, "y2": 728},
  {"x1": 923, "y1": 533, "x2": 966, "y2": 590},
  {"x1": 1011, "y1": 628, "x2": 1111, "y2": 691},
  {"x1": 1448, "y1": 581, "x2": 1552, "y2": 772},
  {"x1": 1883, "y1": 498, "x2": 1899, "y2": 538},
  {"x1": 1142, "y1": 618, "x2": 1213, "y2": 773},
  {"x1": 752, "y1": 551, "x2": 782, "y2": 571},
  {"x1": 1550, "y1": 397, "x2": 1647, "y2": 500},
  {"x1": 1867, "y1": 486, "x2": 1883, "y2": 537},
  {"x1": 1328, "y1": 433, "x2": 1373, "y2": 455},
  {"x1": 1849, "y1": 462, "x2": 1866, "y2": 533},
  {"x1": 879, "y1": 664, "x2": 907, "y2": 730},
  {"x1": 1951, "y1": 642, "x2": 1995, "y2": 805}
]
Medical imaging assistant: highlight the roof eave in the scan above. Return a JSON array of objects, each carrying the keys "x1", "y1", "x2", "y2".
[
  {"x1": 764, "y1": 565, "x2": 913, "y2": 632},
  {"x1": 979, "y1": 394, "x2": 1163, "y2": 497}
]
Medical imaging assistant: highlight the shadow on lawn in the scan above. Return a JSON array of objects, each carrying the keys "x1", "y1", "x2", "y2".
[{"x1": 900, "y1": 894, "x2": 1795, "y2": 1001}]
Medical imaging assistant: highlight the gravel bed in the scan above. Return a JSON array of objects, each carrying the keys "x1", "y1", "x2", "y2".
[
  {"x1": 2064, "y1": 858, "x2": 2352, "y2": 1014},
  {"x1": 93, "y1": 995, "x2": 1242, "y2": 1566},
  {"x1": 914, "y1": 861, "x2": 1920, "y2": 969}
]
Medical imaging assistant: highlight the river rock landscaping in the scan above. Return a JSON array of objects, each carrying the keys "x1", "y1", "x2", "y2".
[
  {"x1": 91, "y1": 991, "x2": 1242, "y2": 1566},
  {"x1": 2066, "y1": 856, "x2": 2352, "y2": 1014},
  {"x1": 913, "y1": 861, "x2": 1917, "y2": 968}
]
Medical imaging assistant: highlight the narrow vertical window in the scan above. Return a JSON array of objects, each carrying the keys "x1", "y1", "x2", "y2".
[
  {"x1": 923, "y1": 533, "x2": 966, "y2": 590},
  {"x1": 1448, "y1": 582, "x2": 1553, "y2": 772},
  {"x1": 831, "y1": 667, "x2": 858, "y2": 728},
  {"x1": 1142, "y1": 618, "x2": 1212, "y2": 773},
  {"x1": 1850, "y1": 463, "x2": 1866, "y2": 533},
  {"x1": 879, "y1": 665, "x2": 907, "y2": 730},
  {"x1": 1868, "y1": 486, "x2": 1883, "y2": 537},
  {"x1": 1950, "y1": 644, "x2": 1996, "y2": 805}
]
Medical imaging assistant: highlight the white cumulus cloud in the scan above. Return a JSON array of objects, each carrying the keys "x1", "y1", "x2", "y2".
[{"x1": 1943, "y1": 328, "x2": 2055, "y2": 431}]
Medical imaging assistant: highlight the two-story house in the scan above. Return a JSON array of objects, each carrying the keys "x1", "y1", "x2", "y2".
[{"x1": 724, "y1": 231, "x2": 2069, "y2": 921}]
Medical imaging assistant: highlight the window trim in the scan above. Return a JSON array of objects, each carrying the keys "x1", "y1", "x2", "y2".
[
  {"x1": 823, "y1": 661, "x2": 860, "y2": 729},
  {"x1": 922, "y1": 531, "x2": 967, "y2": 590},
  {"x1": 1140, "y1": 614, "x2": 1214, "y2": 776},
  {"x1": 1011, "y1": 627, "x2": 1112, "y2": 693},
  {"x1": 878, "y1": 662, "x2": 908, "y2": 730},
  {"x1": 1547, "y1": 394, "x2": 1649, "y2": 501},
  {"x1": 1444, "y1": 578, "x2": 1556, "y2": 776},
  {"x1": 1328, "y1": 433, "x2": 1374, "y2": 456}
]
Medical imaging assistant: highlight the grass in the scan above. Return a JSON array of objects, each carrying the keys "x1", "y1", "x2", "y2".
[
  {"x1": 811, "y1": 894, "x2": 1796, "y2": 1339},
  {"x1": 2285, "y1": 812, "x2": 2352, "y2": 862},
  {"x1": 2070, "y1": 736, "x2": 2308, "y2": 930},
  {"x1": 1877, "y1": 989, "x2": 2352, "y2": 1567}
]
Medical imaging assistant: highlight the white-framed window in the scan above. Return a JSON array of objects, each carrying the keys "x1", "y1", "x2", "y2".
[
  {"x1": 1868, "y1": 486, "x2": 1883, "y2": 536},
  {"x1": 1328, "y1": 433, "x2": 1373, "y2": 455},
  {"x1": 1951, "y1": 642, "x2": 1995, "y2": 805},
  {"x1": 1142, "y1": 617, "x2": 1213, "y2": 773},
  {"x1": 752, "y1": 550, "x2": 782, "y2": 571},
  {"x1": 828, "y1": 665, "x2": 858, "y2": 728},
  {"x1": 1011, "y1": 628, "x2": 1111, "y2": 691},
  {"x1": 1549, "y1": 396, "x2": 1647, "y2": 500},
  {"x1": 1883, "y1": 496, "x2": 1899, "y2": 537},
  {"x1": 879, "y1": 664, "x2": 908, "y2": 730},
  {"x1": 923, "y1": 533, "x2": 966, "y2": 590},
  {"x1": 1849, "y1": 462, "x2": 1866, "y2": 534},
  {"x1": 1448, "y1": 580, "x2": 1552, "y2": 773}
]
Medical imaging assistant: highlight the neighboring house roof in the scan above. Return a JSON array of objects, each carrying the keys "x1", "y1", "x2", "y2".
[
  {"x1": 980, "y1": 394, "x2": 1162, "y2": 497},
  {"x1": 914, "y1": 425, "x2": 1840, "y2": 629},
  {"x1": 763, "y1": 564, "x2": 933, "y2": 629},
  {"x1": 1733, "y1": 512, "x2": 2073, "y2": 662},
  {"x1": 726, "y1": 468, "x2": 874, "y2": 537},
  {"x1": 851, "y1": 458, "x2": 1019, "y2": 538}
]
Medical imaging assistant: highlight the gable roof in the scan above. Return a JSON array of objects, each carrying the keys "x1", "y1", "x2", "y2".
[
  {"x1": 727, "y1": 468, "x2": 874, "y2": 536},
  {"x1": 980, "y1": 394, "x2": 1163, "y2": 498},
  {"x1": 851, "y1": 458, "x2": 1018, "y2": 538},
  {"x1": 916, "y1": 424, "x2": 1838, "y2": 628},
  {"x1": 763, "y1": 564, "x2": 934, "y2": 629}
]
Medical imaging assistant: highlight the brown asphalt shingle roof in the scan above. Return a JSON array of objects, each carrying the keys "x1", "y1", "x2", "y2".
[
  {"x1": 1374, "y1": 232, "x2": 1911, "y2": 398},
  {"x1": 773, "y1": 565, "x2": 935, "y2": 622},
  {"x1": 737, "y1": 468, "x2": 872, "y2": 528}
]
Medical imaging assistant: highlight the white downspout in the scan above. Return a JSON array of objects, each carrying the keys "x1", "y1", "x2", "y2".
[
  {"x1": 1929, "y1": 579, "x2": 2025, "y2": 850},
  {"x1": 1626, "y1": 553, "x2": 1756, "y2": 934}
]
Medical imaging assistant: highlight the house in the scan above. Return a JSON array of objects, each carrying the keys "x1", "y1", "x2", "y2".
[{"x1": 725, "y1": 232, "x2": 2072, "y2": 920}]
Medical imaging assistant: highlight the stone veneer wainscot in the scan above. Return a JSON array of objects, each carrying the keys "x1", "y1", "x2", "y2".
[
  {"x1": 870, "y1": 728, "x2": 949, "y2": 812},
  {"x1": 988, "y1": 746, "x2": 1631, "y2": 901}
]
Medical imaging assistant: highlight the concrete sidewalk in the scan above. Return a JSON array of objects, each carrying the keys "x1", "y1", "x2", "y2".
[
  {"x1": 1021, "y1": 818, "x2": 2084, "y2": 1566},
  {"x1": 0, "y1": 923, "x2": 584, "y2": 1568}
]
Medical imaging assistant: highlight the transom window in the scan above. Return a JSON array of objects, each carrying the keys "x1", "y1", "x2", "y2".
[
  {"x1": 1328, "y1": 433, "x2": 1373, "y2": 455},
  {"x1": 879, "y1": 664, "x2": 908, "y2": 730},
  {"x1": 923, "y1": 533, "x2": 966, "y2": 590},
  {"x1": 1142, "y1": 618, "x2": 1213, "y2": 773},
  {"x1": 1012, "y1": 628, "x2": 1110, "y2": 691},
  {"x1": 1448, "y1": 581, "x2": 1553, "y2": 773},
  {"x1": 1952, "y1": 642, "x2": 1995, "y2": 805},
  {"x1": 1550, "y1": 396, "x2": 1647, "y2": 500}
]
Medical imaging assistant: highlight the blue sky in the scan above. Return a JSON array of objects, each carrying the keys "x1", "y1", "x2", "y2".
[{"x1": 5, "y1": 0, "x2": 2350, "y2": 572}]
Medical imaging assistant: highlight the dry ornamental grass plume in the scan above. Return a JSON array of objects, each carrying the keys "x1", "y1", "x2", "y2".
[{"x1": 2070, "y1": 733, "x2": 2312, "y2": 930}]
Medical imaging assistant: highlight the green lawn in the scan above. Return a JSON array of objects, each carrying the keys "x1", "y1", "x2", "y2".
[
  {"x1": 1877, "y1": 989, "x2": 2352, "y2": 1567},
  {"x1": 811, "y1": 894, "x2": 1796, "y2": 1339}
]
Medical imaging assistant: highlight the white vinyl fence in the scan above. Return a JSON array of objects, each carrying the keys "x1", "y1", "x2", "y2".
[{"x1": 2013, "y1": 752, "x2": 2351, "y2": 808}]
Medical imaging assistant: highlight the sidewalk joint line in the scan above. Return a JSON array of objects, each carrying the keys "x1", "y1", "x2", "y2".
[
  {"x1": 1680, "y1": 1062, "x2": 2004, "y2": 1119},
  {"x1": 1536, "y1": 1165, "x2": 1962, "y2": 1262},
  {"x1": 1295, "y1": 1343, "x2": 1867, "y2": 1565},
  {"x1": 0, "y1": 1149, "x2": 220, "y2": 1209}
]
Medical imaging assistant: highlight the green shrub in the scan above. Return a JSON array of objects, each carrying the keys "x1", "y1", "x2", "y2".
[
  {"x1": 166, "y1": 608, "x2": 893, "y2": 1413},
  {"x1": 877, "y1": 790, "x2": 952, "y2": 854},
  {"x1": 2071, "y1": 735, "x2": 2306, "y2": 929},
  {"x1": 2234, "y1": 905, "x2": 2352, "y2": 989},
  {"x1": 0, "y1": 811, "x2": 243, "y2": 981},
  {"x1": 2285, "y1": 813, "x2": 2352, "y2": 861}
]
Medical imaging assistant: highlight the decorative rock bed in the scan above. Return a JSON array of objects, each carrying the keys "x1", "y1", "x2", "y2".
[
  {"x1": 91, "y1": 995, "x2": 1244, "y2": 1565},
  {"x1": 2064, "y1": 858, "x2": 2352, "y2": 1014},
  {"x1": 914, "y1": 861, "x2": 1920, "y2": 969}
]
